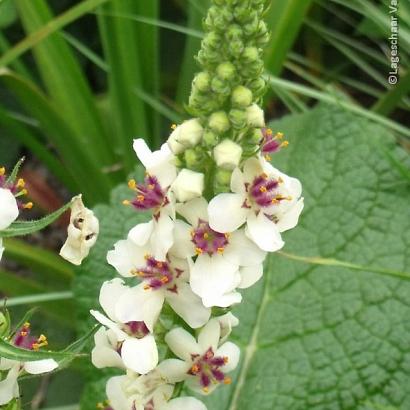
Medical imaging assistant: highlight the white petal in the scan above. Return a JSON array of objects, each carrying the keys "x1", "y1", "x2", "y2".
[
  {"x1": 0, "y1": 238, "x2": 4, "y2": 262},
  {"x1": 151, "y1": 214, "x2": 174, "y2": 260},
  {"x1": 230, "y1": 167, "x2": 246, "y2": 194},
  {"x1": 212, "y1": 313, "x2": 239, "y2": 344},
  {"x1": 185, "y1": 377, "x2": 218, "y2": 396},
  {"x1": 115, "y1": 283, "x2": 164, "y2": 332},
  {"x1": 0, "y1": 188, "x2": 19, "y2": 230},
  {"x1": 24, "y1": 359, "x2": 58, "y2": 374},
  {"x1": 171, "y1": 169, "x2": 204, "y2": 203},
  {"x1": 223, "y1": 229, "x2": 267, "y2": 267},
  {"x1": 166, "y1": 282, "x2": 211, "y2": 329},
  {"x1": 238, "y1": 264, "x2": 264, "y2": 289},
  {"x1": 106, "y1": 375, "x2": 130, "y2": 410},
  {"x1": 198, "y1": 320, "x2": 220, "y2": 352},
  {"x1": 165, "y1": 328, "x2": 200, "y2": 361},
  {"x1": 128, "y1": 220, "x2": 154, "y2": 247},
  {"x1": 208, "y1": 194, "x2": 248, "y2": 233},
  {"x1": 243, "y1": 157, "x2": 264, "y2": 182},
  {"x1": 0, "y1": 365, "x2": 19, "y2": 406},
  {"x1": 121, "y1": 335, "x2": 158, "y2": 374},
  {"x1": 162, "y1": 397, "x2": 207, "y2": 410},
  {"x1": 107, "y1": 239, "x2": 147, "y2": 277},
  {"x1": 190, "y1": 254, "x2": 240, "y2": 304},
  {"x1": 176, "y1": 197, "x2": 208, "y2": 226},
  {"x1": 99, "y1": 278, "x2": 128, "y2": 321},
  {"x1": 91, "y1": 328, "x2": 124, "y2": 369},
  {"x1": 157, "y1": 359, "x2": 190, "y2": 383},
  {"x1": 133, "y1": 138, "x2": 153, "y2": 168},
  {"x1": 276, "y1": 197, "x2": 304, "y2": 232},
  {"x1": 216, "y1": 342, "x2": 240, "y2": 372},
  {"x1": 90, "y1": 310, "x2": 127, "y2": 340},
  {"x1": 202, "y1": 291, "x2": 242, "y2": 308},
  {"x1": 169, "y1": 220, "x2": 195, "y2": 258},
  {"x1": 246, "y1": 212, "x2": 284, "y2": 252}
]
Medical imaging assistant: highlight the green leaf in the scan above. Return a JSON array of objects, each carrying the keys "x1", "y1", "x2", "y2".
[
  {"x1": 0, "y1": 200, "x2": 72, "y2": 238},
  {"x1": 74, "y1": 106, "x2": 410, "y2": 408}
]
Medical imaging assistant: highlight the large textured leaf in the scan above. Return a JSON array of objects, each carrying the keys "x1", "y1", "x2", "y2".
[{"x1": 73, "y1": 105, "x2": 410, "y2": 409}]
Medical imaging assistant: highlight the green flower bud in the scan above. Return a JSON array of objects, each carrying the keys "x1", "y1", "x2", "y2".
[
  {"x1": 214, "y1": 139, "x2": 243, "y2": 170},
  {"x1": 229, "y1": 39, "x2": 245, "y2": 58},
  {"x1": 209, "y1": 111, "x2": 230, "y2": 133},
  {"x1": 249, "y1": 127, "x2": 263, "y2": 144},
  {"x1": 184, "y1": 148, "x2": 202, "y2": 170},
  {"x1": 242, "y1": 46, "x2": 260, "y2": 63},
  {"x1": 247, "y1": 77, "x2": 266, "y2": 97},
  {"x1": 243, "y1": 17, "x2": 260, "y2": 36},
  {"x1": 214, "y1": 168, "x2": 233, "y2": 194},
  {"x1": 203, "y1": 130, "x2": 219, "y2": 147},
  {"x1": 226, "y1": 24, "x2": 243, "y2": 42},
  {"x1": 231, "y1": 86, "x2": 253, "y2": 108},
  {"x1": 216, "y1": 62, "x2": 236, "y2": 81},
  {"x1": 233, "y1": 5, "x2": 251, "y2": 23},
  {"x1": 202, "y1": 32, "x2": 222, "y2": 50},
  {"x1": 0, "y1": 311, "x2": 10, "y2": 338},
  {"x1": 229, "y1": 108, "x2": 248, "y2": 130},
  {"x1": 211, "y1": 77, "x2": 231, "y2": 96},
  {"x1": 193, "y1": 72, "x2": 211, "y2": 92}
]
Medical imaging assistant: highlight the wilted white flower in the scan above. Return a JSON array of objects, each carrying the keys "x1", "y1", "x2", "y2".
[
  {"x1": 171, "y1": 169, "x2": 204, "y2": 203},
  {"x1": 167, "y1": 119, "x2": 203, "y2": 154},
  {"x1": 213, "y1": 139, "x2": 243, "y2": 170},
  {"x1": 107, "y1": 240, "x2": 211, "y2": 329},
  {"x1": 246, "y1": 104, "x2": 265, "y2": 127},
  {"x1": 90, "y1": 279, "x2": 158, "y2": 374},
  {"x1": 60, "y1": 195, "x2": 99, "y2": 265},
  {"x1": 170, "y1": 197, "x2": 266, "y2": 307},
  {"x1": 208, "y1": 157, "x2": 303, "y2": 252},
  {"x1": 164, "y1": 320, "x2": 240, "y2": 395}
]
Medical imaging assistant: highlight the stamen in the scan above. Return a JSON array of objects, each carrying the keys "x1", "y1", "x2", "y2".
[
  {"x1": 16, "y1": 178, "x2": 25, "y2": 188},
  {"x1": 224, "y1": 377, "x2": 232, "y2": 385},
  {"x1": 122, "y1": 200, "x2": 131, "y2": 206},
  {"x1": 23, "y1": 202, "x2": 33, "y2": 209},
  {"x1": 171, "y1": 123, "x2": 177, "y2": 130},
  {"x1": 128, "y1": 179, "x2": 137, "y2": 190},
  {"x1": 0, "y1": 167, "x2": 5, "y2": 176}
]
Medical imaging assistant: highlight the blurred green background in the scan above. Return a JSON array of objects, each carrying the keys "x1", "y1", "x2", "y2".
[{"x1": 0, "y1": 0, "x2": 409, "y2": 409}]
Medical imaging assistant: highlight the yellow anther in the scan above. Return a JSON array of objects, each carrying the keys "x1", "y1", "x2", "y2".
[
  {"x1": 217, "y1": 247, "x2": 225, "y2": 254},
  {"x1": 191, "y1": 364, "x2": 200, "y2": 374},
  {"x1": 20, "y1": 189, "x2": 28, "y2": 196},
  {"x1": 171, "y1": 123, "x2": 177, "y2": 130},
  {"x1": 144, "y1": 253, "x2": 150, "y2": 260},
  {"x1": 16, "y1": 178, "x2": 25, "y2": 188},
  {"x1": 137, "y1": 194, "x2": 145, "y2": 202},
  {"x1": 156, "y1": 262, "x2": 163, "y2": 268},
  {"x1": 280, "y1": 141, "x2": 289, "y2": 148},
  {"x1": 266, "y1": 128, "x2": 273, "y2": 135},
  {"x1": 259, "y1": 186, "x2": 267, "y2": 193},
  {"x1": 203, "y1": 232, "x2": 209, "y2": 239},
  {"x1": 203, "y1": 387, "x2": 209, "y2": 393},
  {"x1": 261, "y1": 173, "x2": 268, "y2": 179},
  {"x1": 128, "y1": 179, "x2": 137, "y2": 190},
  {"x1": 23, "y1": 322, "x2": 30, "y2": 328},
  {"x1": 224, "y1": 233, "x2": 230, "y2": 239},
  {"x1": 143, "y1": 284, "x2": 151, "y2": 290},
  {"x1": 190, "y1": 230, "x2": 195, "y2": 237},
  {"x1": 0, "y1": 167, "x2": 5, "y2": 176},
  {"x1": 278, "y1": 177, "x2": 284, "y2": 184},
  {"x1": 148, "y1": 184, "x2": 155, "y2": 190},
  {"x1": 264, "y1": 154, "x2": 272, "y2": 162},
  {"x1": 20, "y1": 331, "x2": 28, "y2": 337},
  {"x1": 223, "y1": 356, "x2": 229, "y2": 364},
  {"x1": 96, "y1": 403, "x2": 105, "y2": 409},
  {"x1": 195, "y1": 247, "x2": 203, "y2": 255},
  {"x1": 275, "y1": 132, "x2": 284, "y2": 139},
  {"x1": 38, "y1": 334, "x2": 47, "y2": 343},
  {"x1": 160, "y1": 276, "x2": 169, "y2": 284},
  {"x1": 224, "y1": 377, "x2": 232, "y2": 385},
  {"x1": 122, "y1": 200, "x2": 131, "y2": 206},
  {"x1": 23, "y1": 202, "x2": 33, "y2": 210}
]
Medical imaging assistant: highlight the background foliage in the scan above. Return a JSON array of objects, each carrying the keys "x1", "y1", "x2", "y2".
[{"x1": 0, "y1": 0, "x2": 409, "y2": 409}]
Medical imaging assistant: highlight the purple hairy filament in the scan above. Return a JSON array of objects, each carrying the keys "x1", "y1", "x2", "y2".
[
  {"x1": 124, "y1": 175, "x2": 166, "y2": 211},
  {"x1": 122, "y1": 321, "x2": 150, "y2": 338},
  {"x1": 133, "y1": 256, "x2": 180, "y2": 291},
  {"x1": 248, "y1": 174, "x2": 291, "y2": 208},
  {"x1": 13, "y1": 322, "x2": 48, "y2": 351},
  {"x1": 188, "y1": 348, "x2": 231, "y2": 392},
  {"x1": 192, "y1": 220, "x2": 229, "y2": 256},
  {"x1": 0, "y1": 166, "x2": 33, "y2": 209},
  {"x1": 261, "y1": 128, "x2": 288, "y2": 159}
]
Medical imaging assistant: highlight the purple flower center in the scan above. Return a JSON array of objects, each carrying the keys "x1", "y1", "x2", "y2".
[
  {"x1": 122, "y1": 321, "x2": 150, "y2": 338},
  {"x1": 13, "y1": 323, "x2": 48, "y2": 351},
  {"x1": 260, "y1": 128, "x2": 288, "y2": 158},
  {"x1": 125, "y1": 175, "x2": 167, "y2": 211},
  {"x1": 133, "y1": 256, "x2": 182, "y2": 292},
  {"x1": 191, "y1": 220, "x2": 229, "y2": 256},
  {"x1": 0, "y1": 167, "x2": 32, "y2": 210},
  {"x1": 246, "y1": 174, "x2": 291, "y2": 208},
  {"x1": 188, "y1": 347, "x2": 231, "y2": 392}
]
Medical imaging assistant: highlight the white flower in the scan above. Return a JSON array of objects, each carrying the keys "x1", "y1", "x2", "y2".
[
  {"x1": 208, "y1": 157, "x2": 304, "y2": 252},
  {"x1": 107, "y1": 240, "x2": 210, "y2": 329},
  {"x1": 164, "y1": 319, "x2": 240, "y2": 395},
  {"x1": 106, "y1": 361, "x2": 207, "y2": 410},
  {"x1": 167, "y1": 119, "x2": 203, "y2": 154},
  {"x1": 60, "y1": 195, "x2": 99, "y2": 265},
  {"x1": 213, "y1": 139, "x2": 243, "y2": 170},
  {"x1": 0, "y1": 188, "x2": 19, "y2": 262},
  {"x1": 90, "y1": 279, "x2": 158, "y2": 374},
  {"x1": 0, "y1": 364, "x2": 19, "y2": 406},
  {"x1": 210, "y1": 312, "x2": 239, "y2": 344},
  {"x1": 171, "y1": 169, "x2": 204, "y2": 203},
  {"x1": 170, "y1": 197, "x2": 266, "y2": 307},
  {"x1": 246, "y1": 104, "x2": 265, "y2": 127}
]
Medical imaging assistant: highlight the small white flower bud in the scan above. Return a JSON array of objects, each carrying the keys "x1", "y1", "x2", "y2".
[
  {"x1": 231, "y1": 86, "x2": 253, "y2": 108},
  {"x1": 172, "y1": 169, "x2": 205, "y2": 202},
  {"x1": 167, "y1": 119, "x2": 204, "y2": 154},
  {"x1": 246, "y1": 104, "x2": 265, "y2": 127},
  {"x1": 209, "y1": 111, "x2": 230, "y2": 133},
  {"x1": 213, "y1": 139, "x2": 242, "y2": 169}
]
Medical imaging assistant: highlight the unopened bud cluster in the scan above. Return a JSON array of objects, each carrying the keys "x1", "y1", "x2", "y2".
[{"x1": 169, "y1": 0, "x2": 271, "y2": 194}]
